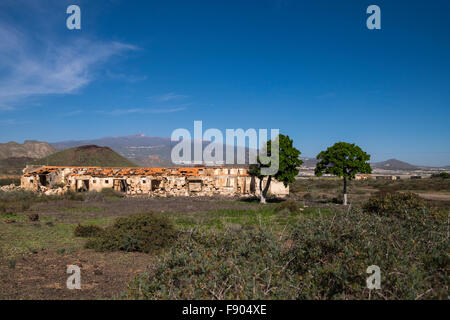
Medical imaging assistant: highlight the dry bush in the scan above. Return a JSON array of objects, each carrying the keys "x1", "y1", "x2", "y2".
[
  {"x1": 0, "y1": 190, "x2": 43, "y2": 214},
  {"x1": 125, "y1": 228, "x2": 298, "y2": 299},
  {"x1": 85, "y1": 213, "x2": 178, "y2": 253},
  {"x1": 74, "y1": 224, "x2": 103, "y2": 238},
  {"x1": 125, "y1": 205, "x2": 448, "y2": 299},
  {"x1": 274, "y1": 200, "x2": 300, "y2": 213},
  {"x1": 362, "y1": 192, "x2": 426, "y2": 217}
]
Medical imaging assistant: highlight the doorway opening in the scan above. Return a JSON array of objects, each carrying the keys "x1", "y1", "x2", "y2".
[{"x1": 113, "y1": 179, "x2": 127, "y2": 193}]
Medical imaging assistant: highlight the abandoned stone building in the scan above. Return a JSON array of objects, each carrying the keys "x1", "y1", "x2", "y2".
[{"x1": 21, "y1": 166, "x2": 289, "y2": 197}]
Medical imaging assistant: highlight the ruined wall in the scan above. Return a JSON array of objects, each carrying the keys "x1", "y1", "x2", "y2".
[
  {"x1": 21, "y1": 166, "x2": 289, "y2": 197},
  {"x1": 20, "y1": 175, "x2": 39, "y2": 191}
]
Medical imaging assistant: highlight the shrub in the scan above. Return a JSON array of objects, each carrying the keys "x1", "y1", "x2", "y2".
[
  {"x1": 440, "y1": 172, "x2": 449, "y2": 179},
  {"x1": 28, "y1": 213, "x2": 39, "y2": 221},
  {"x1": 83, "y1": 191, "x2": 106, "y2": 202},
  {"x1": 362, "y1": 192, "x2": 426, "y2": 217},
  {"x1": 124, "y1": 228, "x2": 298, "y2": 299},
  {"x1": 285, "y1": 207, "x2": 448, "y2": 299},
  {"x1": 439, "y1": 172, "x2": 449, "y2": 179},
  {"x1": 274, "y1": 200, "x2": 299, "y2": 213},
  {"x1": 85, "y1": 213, "x2": 178, "y2": 253},
  {"x1": 331, "y1": 195, "x2": 343, "y2": 204},
  {"x1": 303, "y1": 193, "x2": 312, "y2": 200},
  {"x1": 74, "y1": 224, "x2": 103, "y2": 238},
  {"x1": 59, "y1": 190, "x2": 84, "y2": 201},
  {"x1": 100, "y1": 188, "x2": 125, "y2": 198},
  {"x1": 0, "y1": 190, "x2": 42, "y2": 214},
  {"x1": 124, "y1": 206, "x2": 448, "y2": 300}
]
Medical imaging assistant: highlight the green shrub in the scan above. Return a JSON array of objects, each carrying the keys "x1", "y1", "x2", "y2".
[
  {"x1": 362, "y1": 192, "x2": 426, "y2": 217},
  {"x1": 285, "y1": 207, "x2": 448, "y2": 299},
  {"x1": 288, "y1": 210, "x2": 450, "y2": 299},
  {"x1": 74, "y1": 224, "x2": 103, "y2": 238},
  {"x1": 58, "y1": 190, "x2": 84, "y2": 201},
  {"x1": 303, "y1": 193, "x2": 313, "y2": 200},
  {"x1": 83, "y1": 191, "x2": 106, "y2": 201},
  {"x1": 125, "y1": 228, "x2": 298, "y2": 299},
  {"x1": 274, "y1": 200, "x2": 299, "y2": 213},
  {"x1": 85, "y1": 213, "x2": 178, "y2": 253},
  {"x1": 439, "y1": 172, "x2": 449, "y2": 179},
  {"x1": 100, "y1": 188, "x2": 125, "y2": 198},
  {"x1": 0, "y1": 190, "x2": 42, "y2": 213},
  {"x1": 124, "y1": 206, "x2": 448, "y2": 300}
]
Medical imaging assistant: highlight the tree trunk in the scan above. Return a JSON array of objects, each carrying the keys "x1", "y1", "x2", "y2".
[
  {"x1": 343, "y1": 176, "x2": 348, "y2": 205},
  {"x1": 260, "y1": 176, "x2": 272, "y2": 204}
]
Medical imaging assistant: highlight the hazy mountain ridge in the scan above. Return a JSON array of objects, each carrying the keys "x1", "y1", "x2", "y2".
[
  {"x1": 301, "y1": 157, "x2": 447, "y2": 171},
  {"x1": 2, "y1": 135, "x2": 447, "y2": 170},
  {"x1": 33, "y1": 145, "x2": 137, "y2": 167},
  {"x1": 371, "y1": 159, "x2": 418, "y2": 171},
  {"x1": 0, "y1": 141, "x2": 56, "y2": 160},
  {"x1": 52, "y1": 134, "x2": 254, "y2": 167}
]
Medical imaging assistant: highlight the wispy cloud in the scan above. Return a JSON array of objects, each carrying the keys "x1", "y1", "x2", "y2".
[
  {"x1": 153, "y1": 92, "x2": 189, "y2": 102},
  {"x1": 0, "y1": 104, "x2": 15, "y2": 111},
  {"x1": 58, "y1": 109, "x2": 83, "y2": 117},
  {"x1": 102, "y1": 106, "x2": 188, "y2": 116},
  {"x1": 0, "y1": 22, "x2": 138, "y2": 108},
  {"x1": 0, "y1": 118, "x2": 28, "y2": 125},
  {"x1": 105, "y1": 70, "x2": 148, "y2": 83}
]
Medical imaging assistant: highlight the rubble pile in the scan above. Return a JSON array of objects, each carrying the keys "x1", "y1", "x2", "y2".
[{"x1": 0, "y1": 184, "x2": 21, "y2": 192}]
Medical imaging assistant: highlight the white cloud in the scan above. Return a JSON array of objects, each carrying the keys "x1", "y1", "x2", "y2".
[
  {"x1": 0, "y1": 104, "x2": 15, "y2": 111},
  {"x1": 105, "y1": 70, "x2": 148, "y2": 83},
  {"x1": 154, "y1": 92, "x2": 189, "y2": 102},
  {"x1": 0, "y1": 22, "x2": 138, "y2": 107},
  {"x1": 0, "y1": 118, "x2": 28, "y2": 125},
  {"x1": 102, "y1": 105, "x2": 188, "y2": 116}
]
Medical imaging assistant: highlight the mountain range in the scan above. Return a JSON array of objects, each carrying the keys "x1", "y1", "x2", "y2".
[
  {"x1": 51, "y1": 134, "x2": 252, "y2": 167},
  {"x1": 0, "y1": 135, "x2": 448, "y2": 172},
  {"x1": 33, "y1": 145, "x2": 137, "y2": 167},
  {"x1": 0, "y1": 141, "x2": 56, "y2": 174},
  {"x1": 0, "y1": 141, "x2": 55, "y2": 160}
]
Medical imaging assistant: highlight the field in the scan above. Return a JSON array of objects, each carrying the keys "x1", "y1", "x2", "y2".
[{"x1": 0, "y1": 178, "x2": 448, "y2": 299}]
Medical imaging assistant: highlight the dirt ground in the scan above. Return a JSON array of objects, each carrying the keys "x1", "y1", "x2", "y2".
[
  {"x1": 0, "y1": 196, "x2": 268, "y2": 300},
  {"x1": 0, "y1": 249, "x2": 152, "y2": 300},
  {"x1": 416, "y1": 192, "x2": 450, "y2": 201},
  {"x1": 30, "y1": 196, "x2": 262, "y2": 222}
]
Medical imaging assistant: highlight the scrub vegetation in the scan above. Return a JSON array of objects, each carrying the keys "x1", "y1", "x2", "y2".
[{"x1": 0, "y1": 177, "x2": 448, "y2": 299}]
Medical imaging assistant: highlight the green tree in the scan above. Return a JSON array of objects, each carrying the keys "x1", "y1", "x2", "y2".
[
  {"x1": 439, "y1": 172, "x2": 449, "y2": 179},
  {"x1": 250, "y1": 134, "x2": 303, "y2": 203},
  {"x1": 315, "y1": 142, "x2": 371, "y2": 205}
]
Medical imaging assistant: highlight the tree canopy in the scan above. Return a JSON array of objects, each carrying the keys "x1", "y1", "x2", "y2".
[
  {"x1": 250, "y1": 134, "x2": 303, "y2": 203},
  {"x1": 315, "y1": 142, "x2": 371, "y2": 205},
  {"x1": 315, "y1": 142, "x2": 371, "y2": 179}
]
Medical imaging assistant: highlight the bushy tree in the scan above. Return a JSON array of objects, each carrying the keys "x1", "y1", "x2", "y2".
[
  {"x1": 250, "y1": 134, "x2": 303, "y2": 203},
  {"x1": 315, "y1": 142, "x2": 371, "y2": 205}
]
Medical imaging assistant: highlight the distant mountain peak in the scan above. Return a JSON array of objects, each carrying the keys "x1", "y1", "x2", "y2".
[
  {"x1": 372, "y1": 159, "x2": 417, "y2": 170},
  {"x1": 0, "y1": 140, "x2": 56, "y2": 160},
  {"x1": 33, "y1": 145, "x2": 137, "y2": 167}
]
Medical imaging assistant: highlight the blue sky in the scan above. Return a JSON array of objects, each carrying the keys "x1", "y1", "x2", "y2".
[{"x1": 0, "y1": 0, "x2": 449, "y2": 166}]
